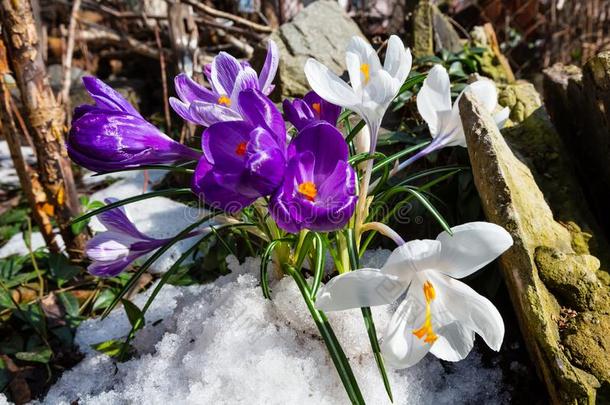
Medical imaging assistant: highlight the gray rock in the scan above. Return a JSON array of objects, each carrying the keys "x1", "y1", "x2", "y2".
[
  {"x1": 263, "y1": 0, "x2": 364, "y2": 98},
  {"x1": 460, "y1": 91, "x2": 609, "y2": 404}
]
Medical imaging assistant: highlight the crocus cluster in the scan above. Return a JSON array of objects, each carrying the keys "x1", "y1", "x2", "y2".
[{"x1": 69, "y1": 33, "x2": 516, "y2": 391}]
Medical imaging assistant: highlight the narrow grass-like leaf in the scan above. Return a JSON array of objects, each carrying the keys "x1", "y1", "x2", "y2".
[
  {"x1": 345, "y1": 230, "x2": 394, "y2": 403},
  {"x1": 310, "y1": 233, "x2": 325, "y2": 298},
  {"x1": 91, "y1": 164, "x2": 195, "y2": 177},
  {"x1": 72, "y1": 188, "x2": 193, "y2": 224},
  {"x1": 401, "y1": 187, "x2": 452, "y2": 235},
  {"x1": 285, "y1": 265, "x2": 365, "y2": 405},
  {"x1": 371, "y1": 140, "x2": 431, "y2": 174},
  {"x1": 345, "y1": 119, "x2": 366, "y2": 144},
  {"x1": 260, "y1": 237, "x2": 294, "y2": 299},
  {"x1": 101, "y1": 211, "x2": 222, "y2": 318}
]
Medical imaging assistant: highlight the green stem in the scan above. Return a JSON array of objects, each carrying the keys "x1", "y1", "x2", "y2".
[{"x1": 285, "y1": 265, "x2": 365, "y2": 405}]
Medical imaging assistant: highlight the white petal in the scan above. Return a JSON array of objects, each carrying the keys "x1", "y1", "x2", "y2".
[
  {"x1": 426, "y1": 270, "x2": 505, "y2": 351},
  {"x1": 86, "y1": 231, "x2": 132, "y2": 261},
  {"x1": 382, "y1": 239, "x2": 441, "y2": 281},
  {"x1": 345, "y1": 36, "x2": 381, "y2": 89},
  {"x1": 430, "y1": 322, "x2": 475, "y2": 361},
  {"x1": 363, "y1": 69, "x2": 395, "y2": 107},
  {"x1": 315, "y1": 269, "x2": 405, "y2": 312},
  {"x1": 417, "y1": 65, "x2": 451, "y2": 135},
  {"x1": 433, "y1": 109, "x2": 465, "y2": 147},
  {"x1": 384, "y1": 36, "x2": 411, "y2": 86},
  {"x1": 494, "y1": 106, "x2": 510, "y2": 129},
  {"x1": 468, "y1": 80, "x2": 498, "y2": 112},
  {"x1": 230, "y1": 66, "x2": 259, "y2": 105},
  {"x1": 304, "y1": 58, "x2": 359, "y2": 108},
  {"x1": 381, "y1": 284, "x2": 432, "y2": 369},
  {"x1": 435, "y1": 221, "x2": 513, "y2": 279}
]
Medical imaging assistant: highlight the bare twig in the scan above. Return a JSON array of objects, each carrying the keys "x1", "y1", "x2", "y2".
[
  {"x1": 154, "y1": 23, "x2": 172, "y2": 133},
  {"x1": 181, "y1": 0, "x2": 273, "y2": 33},
  {"x1": 59, "y1": 0, "x2": 81, "y2": 106},
  {"x1": 75, "y1": 21, "x2": 160, "y2": 59}
]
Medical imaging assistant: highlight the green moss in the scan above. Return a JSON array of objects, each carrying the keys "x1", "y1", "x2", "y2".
[
  {"x1": 563, "y1": 313, "x2": 610, "y2": 401},
  {"x1": 535, "y1": 247, "x2": 609, "y2": 313},
  {"x1": 412, "y1": 0, "x2": 433, "y2": 58}
]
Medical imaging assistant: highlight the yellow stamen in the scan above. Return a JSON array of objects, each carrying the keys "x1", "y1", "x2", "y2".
[
  {"x1": 298, "y1": 181, "x2": 317, "y2": 201},
  {"x1": 235, "y1": 142, "x2": 247, "y2": 157},
  {"x1": 412, "y1": 281, "x2": 438, "y2": 344},
  {"x1": 217, "y1": 95, "x2": 231, "y2": 106},
  {"x1": 311, "y1": 102, "x2": 321, "y2": 116},
  {"x1": 360, "y1": 63, "x2": 370, "y2": 84}
]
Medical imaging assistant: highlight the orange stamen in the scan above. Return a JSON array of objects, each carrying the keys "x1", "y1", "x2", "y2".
[
  {"x1": 412, "y1": 281, "x2": 438, "y2": 344},
  {"x1": 218, "y1": 95, "x2": 231, "y2": 106},
  {"x1": 298, "y1": 181, "x2": 317, "y2": 201},
  {"x1": 311, "y1": 102, "x2": 321, "y2": 116},
  {"x1": 235, "y1": 142, "x2": 247, "y2": 156},
  {"x1": 360, "y1": 63, "x2": 370, "y2": 84}
]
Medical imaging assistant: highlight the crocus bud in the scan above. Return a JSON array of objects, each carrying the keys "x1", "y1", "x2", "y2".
[{"x1": 68, "y1": 77, "x2": 200, "y2": 173}]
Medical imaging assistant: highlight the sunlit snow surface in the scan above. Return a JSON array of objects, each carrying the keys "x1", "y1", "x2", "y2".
[{"x1": 40, "y1": 250, "x2": 510, "y2": 405}]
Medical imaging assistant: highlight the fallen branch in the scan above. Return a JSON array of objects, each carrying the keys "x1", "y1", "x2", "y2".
[
  {"x1": 75, "y1": 21, "x2": 160, "y2": 59},
  {"x1": 59, "y1": 0, "x2": 81, "y2": 106},
  {"x1": 181, "y1": 0, "x2": 273, "y2": 33}
]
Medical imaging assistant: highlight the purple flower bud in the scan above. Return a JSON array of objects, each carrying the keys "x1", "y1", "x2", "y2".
[
  {"x1": 270, "y1": 121, "x2": 357, "y2": 232},
  {"x1": 192, "y1": 89, "x2": 287, "y2": 213},
  {"x1": 170, "y1": 40, "x2": 279, "y2": 127},
  {"x1": 283, "y1": 91, "x2": 342, "y2": 131},
  {"x1": 85, "y1": 199, "x2": 172, "y2": 277},
  {"x1": 68, "y1": 77, "x2": 200, "y2": 173}
]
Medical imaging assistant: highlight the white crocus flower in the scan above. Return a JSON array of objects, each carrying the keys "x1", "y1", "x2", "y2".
[
  {"x1": 393, "y1": 65, "x2": 511, "y2": 173},
  {"x1": 315, "y1": 222, "x2": 513, "y2": 368},
  {"x1": 304, "y1": 35, "x2": 412, "y2": 148}
]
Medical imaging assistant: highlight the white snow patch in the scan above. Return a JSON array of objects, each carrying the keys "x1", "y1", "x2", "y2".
[
  {"x1": 0, "y1": 141, "x2": 36, "y2": 187},
  {"x1": 40, "y1": 251, "x2": 510, "y2": 405}
]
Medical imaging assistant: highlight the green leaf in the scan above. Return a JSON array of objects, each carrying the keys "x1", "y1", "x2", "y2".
[
  {"x1": 58, "y1": 291, "x2": 80, "y2": 318},
  {"x1": 92, "y1": 289, "x2": 116, "y2": 312},
  {"x1": 403, "y1": 187, "x2": 453, "y2": 235},
  {"x1": 91, "y1": 339, "x2": 126, "y2": 358},
  {"x1": 121, "y1": 299, "x2": 144, "y2": 332},
  {"x1": 15, "y1": 347, "x2": 52, "y2": 363},
  {"x1": 71, "y1": 188, "x2": 193, "y2": 225},
  {"x1": 48, "y1": 253, "x2": 82, "y2": 287},
  {"x1": 0, "y1": 288, "x2": 14, "y2": 309},
  {"x1": 260, "y1": 237, "x2": 293, "y2": 299}
]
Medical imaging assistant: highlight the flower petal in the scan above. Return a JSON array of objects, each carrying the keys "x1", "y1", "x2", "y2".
[
  {"x1": 190, "y1": 101, "x2": 242, "y2": 126},
  {"x1": 258, "y1": 40, "x2": 279, "y2": 95},
  {"x1": 86, "y1": 231, "x2": 134, "y2": 262},
  {"x1": 426, "y1": 270, "x2": 505, "y2": 351},
  {"x1": 230, "y1": 67, "x2": 260, "y2": 107},
  {"x1": 97, "y1": 198, "x2": 145, "y2": 238},
  {"x1": 289, "y1": 121, "x2": 349, "y2": 175},
  {"x1": 467, "y1": 80, "x2": 497, "y2": 112},
  {"x1": 315, "y1": 269, "x2": 405, "y2": 311},
  {"x1": 384, "y1": 35, "x2": 412, "y2": 87},
  {"x1": 211, "y1": 52, "x2": 242, "y2": 96},
  {"x1": 88, "y1": 253, "x2": 139, "y2": 277},
  {"x1": 238, "y1": 89, "x2": 286, "y2": 144},
  {"x1": 82, "y1": 77, "x2": 140, "y2": 116},
  {"x1": 304, "y1": 59, "x2": 359, "y2": 109},
  {"x1": 345, "y1": 36, "x2": 381, "y2": 92},
  {"x1": 381, "y1": 239, "x2": 441, "y2": 281},
  {"x1": 429, "y1": 322, "x2": 475, "y2": 362},
  {"x1": 417, "y1": 65, "x2": 451, "y2": 135},
  {"x1": 494, "y1": 106, "x2": 510, "y2": 129},
  {"x1": 435, "y1": 222, "x2": 513, "y2": 279},
  {"x1": 202, "y1": 121, "x2": 250, "y2": 170},
  {"x1": 381, "y1": 292, "x2": 432, "y2": 369},
  {"x1": 174, "y1": 73, "x2": 216, "y2": 104}
]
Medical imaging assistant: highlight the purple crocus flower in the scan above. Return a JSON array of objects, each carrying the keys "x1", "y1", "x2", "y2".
[
  {"x1": 86, "y1": 199, "x2": 175, "y2": 277},
  {"x1": 283, "y1": 91, "x2": 342, "y2": 131},
  {"x1": 270, "y1": 121, "x2": 357, "y2": 233},
  {"x1": 68, "y1": 77, "x2": 201, "y2": 173},
  {"x1": 192, "y1": 88, "x2": 287, "y2": 212},
  {"x1": 170, "y1": 40, "x2": 279, "y2": 127}
]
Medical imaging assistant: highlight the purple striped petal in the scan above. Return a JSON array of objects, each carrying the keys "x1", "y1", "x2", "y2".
[
  {"x1": 289, "y1": 121, "x2": 348, "y2": 175},
  {"x1": 174, "y1": 73, "x2": 217, "y2": 104},
  {"x1": 82, "y1": 77, "x2": 140, "y2": 116},
  {"x1": 202, "y1": 120, "x2": 250, "y2": 170},
  {"x1": 190, "y1": 101, "x2": 242, "y2": 126},
  {"x1": 97, "y1": 198, "x2": 147, "y2": 238},
  {"x1": 283, "y1": 98, "x2": 315, "y2": 131},
  {"x1": 258, "y1": 40, "x2": 279, "y2": 95},
  {"x1": 230, "y1": 67, "x2": 260, "y2": 106},
  {"x1": 303, "y1": 91, "x2": 341, "y2": 126},
  {"x1": 211, "y1": 52, "x2": 242, "y2": 96}
]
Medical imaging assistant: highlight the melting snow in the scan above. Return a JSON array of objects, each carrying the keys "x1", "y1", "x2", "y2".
[{"x1": 40, "y1": 250, "x2": 510, "y2": 405}]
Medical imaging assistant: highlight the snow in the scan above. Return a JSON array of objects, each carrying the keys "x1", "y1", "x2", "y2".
[
  {"x1": 40, "y1": 250, "x2": 510, "y2": 405},
  {"x1": 0, "y1": 141, "x2": 36, "y2": 188}
]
